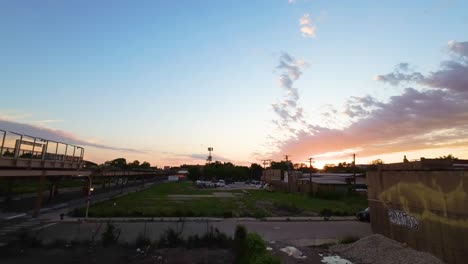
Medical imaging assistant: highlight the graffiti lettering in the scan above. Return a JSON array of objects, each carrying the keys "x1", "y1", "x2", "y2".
[{"x1": 388, "y1": 209, "x2": 419, "y2": 230}]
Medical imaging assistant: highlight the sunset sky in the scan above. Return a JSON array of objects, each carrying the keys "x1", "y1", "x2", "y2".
[{"x1": 1, "y1": 0, "x2": 467, "y2": 168}]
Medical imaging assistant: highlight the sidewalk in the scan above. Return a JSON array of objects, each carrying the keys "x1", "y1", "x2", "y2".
[{"x1": 52, "y1": 215, "x2": 358, "y2": 223}]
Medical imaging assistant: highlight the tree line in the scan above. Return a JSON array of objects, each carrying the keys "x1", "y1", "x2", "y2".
[
  {"x1": 84, "y1": 158, "x2": 153, "y2": 171},
  {"x1": 182, "y1": 162, "x2": 263, "y2": 182}
]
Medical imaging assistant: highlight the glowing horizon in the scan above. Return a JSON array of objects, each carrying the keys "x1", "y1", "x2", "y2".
[{"x1": 1, "y1": 1, "x2": 467, "y2": 167}]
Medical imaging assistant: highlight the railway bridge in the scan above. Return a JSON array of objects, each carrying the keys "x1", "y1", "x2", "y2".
[{"x1": 0, "y1": 130, "x2": 167, "y2": 217}]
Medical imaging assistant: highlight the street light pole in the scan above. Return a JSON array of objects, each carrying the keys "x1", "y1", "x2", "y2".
[{"x1": 85, "y1": 176, "x2": 93, "y2": 219}]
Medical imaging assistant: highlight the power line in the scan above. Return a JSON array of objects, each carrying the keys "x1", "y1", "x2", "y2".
[{"x1": 261, "y1": 159, "x2": 272, "y2": 169}]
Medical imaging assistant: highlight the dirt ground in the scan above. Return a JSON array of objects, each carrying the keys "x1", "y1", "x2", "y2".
[{"x1": 0, "y1": 245, "x2": 233, "y2": 264}]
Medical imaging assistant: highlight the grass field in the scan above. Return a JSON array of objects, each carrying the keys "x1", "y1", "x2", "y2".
[{"x1": 80, "y1": 182, "x2": 368, "y2": 218}]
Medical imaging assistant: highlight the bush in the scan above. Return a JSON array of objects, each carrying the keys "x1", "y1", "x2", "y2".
[
  {"x1": 135, "y1": 233, "x2": 152, "y2": 248},
  {"x1": 234, "y1": 226, "x2": 279, "y2": 264},
  {"x1": 156, "y1": 228, "x2": 184, "y2": 248},
  {"x1": 199, "y1": 227, "x2": 231, "y2": 248},
  {"x1": 101, "y1": 221, "x2": 121, "y2": 246}
]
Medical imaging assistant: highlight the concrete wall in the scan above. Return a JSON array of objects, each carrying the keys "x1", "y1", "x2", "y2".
[{"x1": 368, "y1": 168, "x2": 468, "y2": 264}]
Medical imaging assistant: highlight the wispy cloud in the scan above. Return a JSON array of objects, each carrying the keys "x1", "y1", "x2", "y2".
[
  {"x1": 299, "y1": 14, "x2": 316, "y2": 38},
  {"x1": 288, "y1": 0, "x2": 296, "y2": 4},
  {"x1": 271, "y1": 52, "x2": 309, "y2": 132},
  {"x1": 269, "y1": 40, "x2": 468, "y2": 162},
  {"x1": 0, "y1": 118, "x2": 145, "y2": 153}
]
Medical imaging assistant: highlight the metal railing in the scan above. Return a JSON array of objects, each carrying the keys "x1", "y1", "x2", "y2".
[{"x1": 0, "y1": 129, "x2": 85, "y2": 165}]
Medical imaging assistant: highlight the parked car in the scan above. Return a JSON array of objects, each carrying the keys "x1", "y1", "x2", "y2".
[
  {"x1": 356, "y1": 207, "x2": 370, "y2": 222},
  {"x1": 215, "y1": 180, "x2": 226, "y2": 187}
]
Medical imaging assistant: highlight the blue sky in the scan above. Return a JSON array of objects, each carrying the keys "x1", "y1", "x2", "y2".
[{"x1": 1, "y1": 0, "x2": 467, "y2": 167}]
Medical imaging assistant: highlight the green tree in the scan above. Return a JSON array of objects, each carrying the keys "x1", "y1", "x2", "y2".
[
  {"x1": 140, "y1": 161, "x2": 151, "y2": 169},
  {"x1": 437, "y1": 154, "x2": 458, "y2": 160},
  {"x1": 129, "y1": 160, "x2": 140, "y2": 169},
  {"x1": 249, "y1": 163, "x2": 263, "y2": 180},
  {"x1": 270, "y1": 161, "x2": 292, "y2": 171},
  {"x1": 109, "y1": 158, "x2": 127, "y2": 169}
]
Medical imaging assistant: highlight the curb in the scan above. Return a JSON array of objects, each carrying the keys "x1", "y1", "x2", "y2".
[{"x1": 48, "y1": 217, "x2": 359, "y2": 223}]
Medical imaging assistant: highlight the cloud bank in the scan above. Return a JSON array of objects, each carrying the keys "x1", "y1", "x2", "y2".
[
  {"x1": 271, "y1": 40, "x2": 468, "y2": 161},
  {"x1": 0, "y1": 119, "x2": 145, "y2": 153}
]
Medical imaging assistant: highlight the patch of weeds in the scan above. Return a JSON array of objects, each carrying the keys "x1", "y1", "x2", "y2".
[
  {"x1": 339, "y1": 236, "x2": 359, "y2": 244},
  {"x1": 185, "y1": 209, "x2": 195, "y2": 217},
  {"x1": 253, "y1": 210, "x2": 268, "y2": 219},
  {"x1": 135, "y1": 233, "x2": 152, "y2": 248},
  {"x1": 234, "y1": 230, "x2": 280, "y2": 264},
  {"x1": 101, "y1": 221, "x2": 121, "y2": 247},
  {"x1": 314, "y1": 242, "x2": 337, "y2": 249},
  {"x1": 173, "y1": 209, "x2": 184, "y2": 217},
  {"x1": 186, "y1": 234, "x2": 201, "y2": 249},
  {"x1": 223, "y1": 211, "x2": 233, "y2": 218},
  {"x1": 320, "y1": 208, "x2": 333, "y2": 217},
  {"x1": 156, "y1": 228, "x2": 184, "y2": 248},
  {"x1": 274, "y1": 202, "x2": 302, "y2": 215}
]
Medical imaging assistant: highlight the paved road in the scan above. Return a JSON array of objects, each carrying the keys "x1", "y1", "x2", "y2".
[{"x1": 33, "y1": 220, "x2": 371, "y2": 246}]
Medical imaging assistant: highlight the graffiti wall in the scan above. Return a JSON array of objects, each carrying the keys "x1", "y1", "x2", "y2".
[{"x1": 368, "y1": 168, "x2": 468, "y2": 264}]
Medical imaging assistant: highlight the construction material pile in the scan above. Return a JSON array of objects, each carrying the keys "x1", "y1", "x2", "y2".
[{"x1": 330, "y1": 234, "x2": 445, "y2": 264}]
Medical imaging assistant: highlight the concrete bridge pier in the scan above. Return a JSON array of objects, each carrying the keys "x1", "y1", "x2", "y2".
[
  {"x1": 3, "y1": 178, "x2": 14, "y2": 204},
  {"x1": 32, "y1": 173, "x2": 46, "y2": 218},
  {"x1": 48, "y1": 179, "x2": 60, "y2": 201}
]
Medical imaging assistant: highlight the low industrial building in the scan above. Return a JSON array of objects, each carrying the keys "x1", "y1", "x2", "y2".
[{"x1": 262, "y1": 169, "x2": 366, "y2": 194}]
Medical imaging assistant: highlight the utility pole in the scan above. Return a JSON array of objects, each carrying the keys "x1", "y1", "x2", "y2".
[
  {"x1": 262, "y1": 159, "x2": 271, "y2": 169},
  {"x1": 353, "y1": 153, "x2": 356, "y2": 187},
  {"x1": 306, "y1": 157, "x2": 315, "y2": 195},
  {"x1": 284, "y1": 155, "x2": 292, "y2": 192},
  {"x1": 85, "y1": 176, "x2": 94, "y2": 219}
]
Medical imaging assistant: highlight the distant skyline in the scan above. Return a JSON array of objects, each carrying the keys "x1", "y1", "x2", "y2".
[{"x1": 1, "y1": 1, "x2": 467, "y2": 168}]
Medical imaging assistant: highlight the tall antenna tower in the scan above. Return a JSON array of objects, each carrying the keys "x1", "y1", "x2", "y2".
[
  {"x1": 306, "y1": 157, "x2": 315, "y2": 168},
  {"x1": 207, "y1": 147, "x2": 213, "y2": 164}
]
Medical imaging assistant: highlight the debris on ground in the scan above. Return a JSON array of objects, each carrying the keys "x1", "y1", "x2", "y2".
[
  {"x1": 280, "y1": 246, "x2": 307, "y2": 259},
  {"x1": 319, "y1": 254, "x2": 353, "y2": 264},
  {"x1": 330, "y1": 234, "x2": 445, "y2": 264}
]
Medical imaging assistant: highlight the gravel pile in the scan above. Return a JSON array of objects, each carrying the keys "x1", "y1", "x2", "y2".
[{"x1": 330, "y1": 234, "x2": 445, "y2": 264}]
